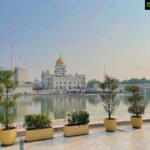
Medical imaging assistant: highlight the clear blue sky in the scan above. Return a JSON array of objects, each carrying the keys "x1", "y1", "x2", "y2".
[{"x1": 0, "y1": 0, "x2": 150, "y2": 81}]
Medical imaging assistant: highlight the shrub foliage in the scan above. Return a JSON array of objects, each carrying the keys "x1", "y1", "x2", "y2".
[
  {"x1": 125, "y1": 85, "x2": 146, "y2": 117},
  {"x1": 67, "y1": 111, "x2": 89, "y2": 125},
  {"x1": 0, "y1": 71, "x2": 18, "y2": 129},
  {"x1": 100, "y1": 75, "x2": 119, "y2": 119},
  {"x1": 24, "y1": 114, "x2": 52, "y2": 130}
]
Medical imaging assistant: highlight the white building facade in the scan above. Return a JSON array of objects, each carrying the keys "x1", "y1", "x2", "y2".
[
  {"x1": 41, "y1": 56, "x2": 86, "y2": 91},
  {"x1": 14, "y1": 83, "x2": 33, "y2": 94}
]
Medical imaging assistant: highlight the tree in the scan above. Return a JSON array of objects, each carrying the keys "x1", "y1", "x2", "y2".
[
  {"x1": 121, "y1": 78, "x2": 150, "y2": 84},
  {"x1": 125, "y1": 85, "x2": 146, "y2": 117},
  {"x1": 0, "y1": 70, "x2": 12, "y2": 82},
  {"x1": 100, "y1": 75, "x2": 119, "y2": 119},
  {"x1": 87, "y1": 79, "x2": 100, "y2": 88},
  {"x1": 0, "y1": 71, "x2": 18, "y2": 129}
]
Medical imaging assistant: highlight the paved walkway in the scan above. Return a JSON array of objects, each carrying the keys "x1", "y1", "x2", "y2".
[
  {"x1": 13, "y1": 115, "x2": 150, "y2": 130},
  {"x1": 1, "y1": 123, "x2": 150, "y2": 150}
]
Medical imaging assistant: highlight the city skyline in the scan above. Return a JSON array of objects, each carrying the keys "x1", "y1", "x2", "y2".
[{"x1": 0, "y1": 0, "x2": 150, "y2": 81}]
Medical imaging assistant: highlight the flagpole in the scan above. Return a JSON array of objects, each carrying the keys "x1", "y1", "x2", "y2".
[{"x1": 11, "y1": 44, "x2": 13, "y2": 71}]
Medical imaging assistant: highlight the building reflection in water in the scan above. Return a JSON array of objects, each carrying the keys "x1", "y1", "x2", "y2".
[
  {"x1": 15, "y1": 95, "x2": 150, "y2": 122},
  {"x1": 87, "y1": 95, "x2": 101, "y2": 105},
  {"x1": 15, "y1": 96, "x2": 32, "y2": 122},
  {"x1": 16, "y1": 95, "x2": 86, "y2": 121}
]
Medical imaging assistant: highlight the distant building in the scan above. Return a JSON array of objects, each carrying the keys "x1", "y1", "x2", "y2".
[
  {"x1": 14, "y1": 83, "x2": 33, "y2": 94},
  {"x1": 41, "y1": 56, "x2": 86, "y2": 91},
  {"x1": 14, "y1": 67, "x2": 28, "y2": 84}
]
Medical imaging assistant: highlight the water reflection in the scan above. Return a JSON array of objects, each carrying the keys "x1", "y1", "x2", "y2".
[
  {"x1": 14, "y1": 94, "x2": 150, "y2": 122},
  {"x1": 16, "y1": 95, "x2": 86, "y2": 122},
  {"x1": 86, "y1": 95, "x2": 101, "y2": 105}
]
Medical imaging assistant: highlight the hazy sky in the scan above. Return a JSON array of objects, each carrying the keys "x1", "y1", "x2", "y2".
[{"x1": 0, "y1": 0, "x2": 150, "y2": 81}]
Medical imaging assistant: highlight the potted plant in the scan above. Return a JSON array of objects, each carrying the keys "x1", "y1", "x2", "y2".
[
  {"x1": 24, "y1": 113, "x2": 53, "y2": 142},
  {"x1": 0, "y1": 70, "x2": 18, "y2": 146},
  {"x1": 64, "y1": 111, "x2": 89, "y2": 137},
  {"x1": 125, "y1": 85, "x2": 146, "y2": 128},
  {"x1": 100, "y1": 75, "x2": 119, "y2": 132}
]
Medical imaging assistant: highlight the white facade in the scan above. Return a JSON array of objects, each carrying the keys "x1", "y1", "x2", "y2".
[
  {"x1": 14, "y1": 83, "x2": 33, "y2": 94},
  {"x1": 41, "y1": 56, "x2": 86, "y2": 91}
]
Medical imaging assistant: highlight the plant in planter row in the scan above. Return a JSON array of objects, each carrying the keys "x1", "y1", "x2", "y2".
[
  {"x1": 100, "y1": 75, "x2": 119, "y2": 132},
  {"x1": 0, "y1": 70, "x2": 18, "y2": 146},
  {"x1": 64, "y1": 110, "x2": 89, "y2": 137},
  {"x1": 24, "y1": 114, "x2": 53, "y2": 142},
  {"x1": 126, "y1": 85, "x2": 147, "y2": 128}
]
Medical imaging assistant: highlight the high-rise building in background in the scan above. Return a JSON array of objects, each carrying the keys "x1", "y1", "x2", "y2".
[{"x1": 14, "y1": 67, "x2": 28, "y2": 84}]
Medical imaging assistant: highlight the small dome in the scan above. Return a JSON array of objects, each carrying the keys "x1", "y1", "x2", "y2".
[{"x1": 56, "y1": 56, "x2": 65, "y2": 65}]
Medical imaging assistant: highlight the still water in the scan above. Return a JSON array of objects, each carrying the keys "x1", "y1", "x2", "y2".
[{"x1": 15, "y1": 94, "x2": 150, "y2": 122}]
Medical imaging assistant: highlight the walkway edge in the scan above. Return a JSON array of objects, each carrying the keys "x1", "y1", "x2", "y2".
[{"x1": 17, "y1": 119, "x2": 150, "y2": 137}]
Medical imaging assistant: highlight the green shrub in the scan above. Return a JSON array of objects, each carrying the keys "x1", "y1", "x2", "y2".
[
  {"x1": 128, "y1": 105, "x2": 145, "y2": 116},
  {"x1": 125, "y1": 85, "x2": 146, "y2": 117},
  {"x1": 100, "y1": 75, "x2": 119, "y2": 119},
  {"x1": 67, "y1": 111, "x2": 89, "y2": 126},
  {"x1": 24, "y1": 114, "x2": 52, "y2": 130},
  {"x1": 0, "y1": 71, "x2": 18, "y2": 130}
]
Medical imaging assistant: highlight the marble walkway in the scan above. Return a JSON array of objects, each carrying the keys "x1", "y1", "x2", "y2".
[
  {"x1": 1, "y1": 123, "x2": 150, "y2": 150},
  {"x1": 13, "y1": 115, "x2": 150, "y2": 131}
]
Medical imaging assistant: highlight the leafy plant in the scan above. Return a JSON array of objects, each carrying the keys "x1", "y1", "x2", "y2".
[
  {"x1": 0, "y1": 70, "x2": 12, "y2": 82},
  {"x1": 126, "y1": 85, "x2": 146, "y2": 117},
  {"x1": 24, "y1": 114, "x2": 52, "y2": 130},
  {"x1": 67, "y1": 111, "x2": 89, "y2": 126},
  {"x1": 87, "y1": 79, "x2": 101, "y2": 88},
  {"x1": 100, "y1": 75, "x2": 119, "y2": 119},
  {"x1": 0, "y1": 71, "x2": 18, "y2": 130}
]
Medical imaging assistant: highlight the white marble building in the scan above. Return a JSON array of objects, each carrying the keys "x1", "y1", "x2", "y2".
[{"x1": 41, "y1": 56, "x2": 86, "y2": 91}]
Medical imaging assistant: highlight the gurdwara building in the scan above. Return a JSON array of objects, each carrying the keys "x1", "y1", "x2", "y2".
[{"x1": 41, "y1": 56, "x2": 86, "y2": 91}]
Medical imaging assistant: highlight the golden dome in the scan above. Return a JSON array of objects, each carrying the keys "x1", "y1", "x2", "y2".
[{"x1": 56, "y1": 57, "x2": 65, "y2": 65}]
